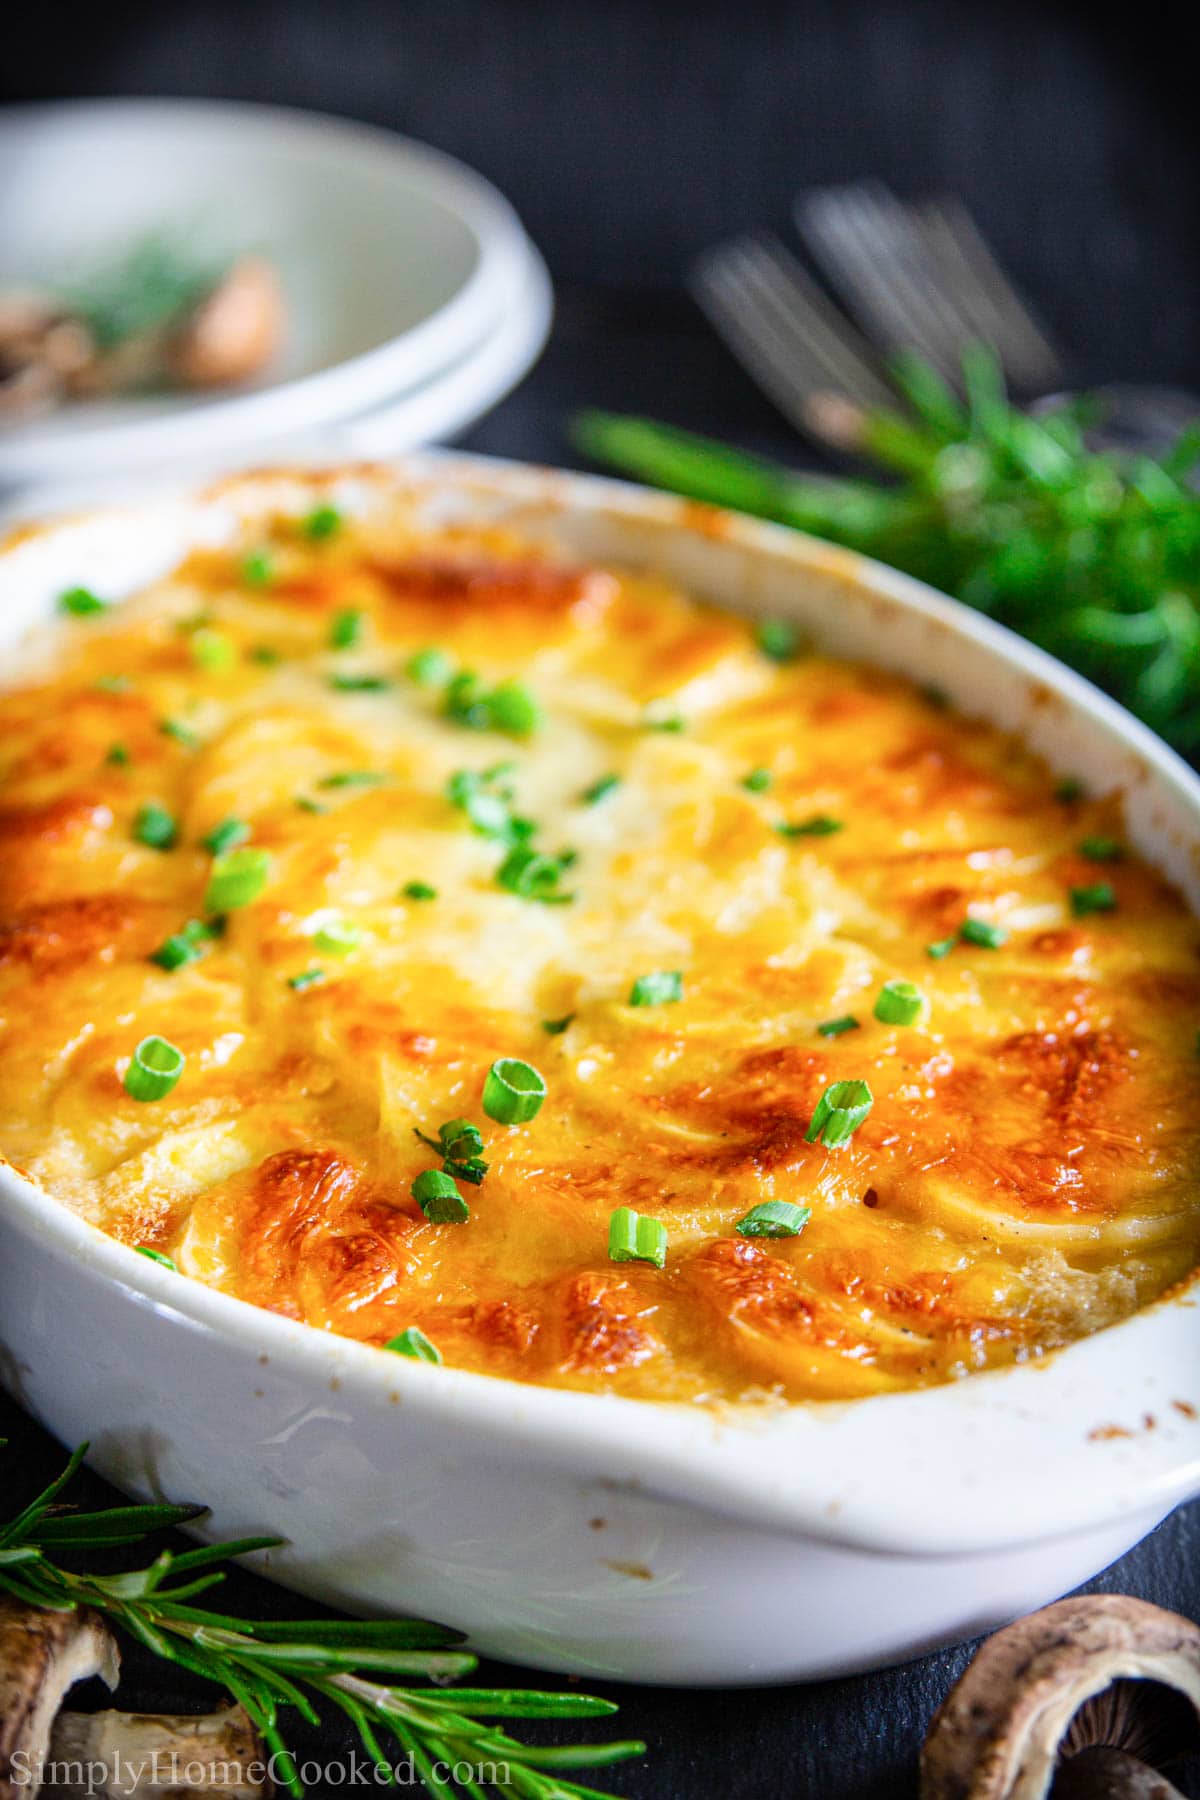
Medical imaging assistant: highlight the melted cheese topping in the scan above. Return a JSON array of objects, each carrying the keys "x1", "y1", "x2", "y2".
[{"x1": 2, "y1": 497, "x2": 1199, "y2": 1404}]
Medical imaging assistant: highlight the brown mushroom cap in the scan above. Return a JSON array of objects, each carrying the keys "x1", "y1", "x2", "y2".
[
  {"x1": 167, "y1": 256, "x2": 284, "y2": 389},
  {"x1": 920, "y1": 1595, "x2": 1200, "y2": 1800},
  {"x1": 0, "y1": 1600, "x2": 119, "y2": 1800}
]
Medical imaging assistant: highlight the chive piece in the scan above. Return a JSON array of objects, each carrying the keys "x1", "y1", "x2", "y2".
[
  {"x1": 241, "y1": 549, "x2": 275, "y2": 588},
  {"x1": 926, "y1": 935, "x2": 957, "y2": 960},
  {"x1": 133, "y1": 803, "x2": 178, "y2": 850},
  {"x1": 443, "y1": 671, "x2": 492, "y2": 730},
  {"x1": 921, "y1": 683, "x2": 950, "y2": 711},
  {"x1": 402, "y1": 881, "x2": 437, "y2": 901},
  {"x1": 314, "y1": 916, "x2": 361, "y2": 955},
  {"x1": 249, "y1": 644, "x2": 281, "y2": 665},
  {"x1": 301, "y1": 502, "x2": 342, "y2": 541},
  {"x1": 608, "y1": 1206, "x2": 668, "y2": 1269},
  {"x1": 817, "y1": 1014, "x2": 860, "y2": 1038},
  {"x1": 805, "y1": 1078, "x2": 873, "y2": 1148},
  {"x1": 482, "y1": 1057, "x2": 547, "y2": 1124},
  {"x1": 629, "y1": 970, "x2": 683, "y2": 1007},
  {"x1": 204, "y1": 847, "x2": 270, "y2": 913},
  {"x1": 1071, "y1": 881, "x2": 1117, "y2": 918},
  {"x1": 406, "y1": 646, "x2": 455, "y2": 686},
  {"x1": 542, "y1": 1014, "x2": 575, "y2": 1035},
  {"x1": 1079, "y1": 836, "x2": 1125, "y2": 863},
  {"x1": 295, "y1": 796, "x2": 327, "y2": 814},
  {"x1": 960, "y1": 916, "x2": 1008, "y2": 948},
  {"x1": 135, "y1": 1246, "x2": 177, "y2": 1270},
  {"x1": 159, "y1": 717, "x2": 200, "y2": 748},
  {"x1": 736, "y1": 1200, "x2": 811, "y2": 1239},
  {"x1": 385, "y1": 1327, "x2": 442, "y2": 1364},
  {"x1": 1054, "y1": 776, "x2": 1085, "y2": 804},
  {"x1": 288, "y1": 967, "x2": 326, "y2": 992},
  {"x1": 489, "y1": 680, "x2": 542, "y2": 737},
  {"x1": 58, "y1": 586, "x2": 106, "y2": 617},
  {"x1": 329, "y1": 672, "x2": 391, "y2": 693},
  {"x1": 777, "y1": 814, "x2": 843, "y2": 838},
  {"x1": 202, "y1": 816, "x2": 250, "y2": 857},
  {"x1": 318, "y1": 770, "x2": 387, "y2": 789},
  {"x1": 411, "y1": 1168, "x2": 470, "y2": 1223},
  {"x1": 642, "y1": 707, "x2": 685, "y2": 733},
  {"x1": 741, "y1": 767, "x2": 772, "y2": 793},
  {"x1": 582, "y1": 773, "x2": 621, "y2": 805},
  {"x1": 150, "y1": 919, "x2": 212, "y2": 971},
  {"x1": 190, "y1": 628, "x2": 237, "y2": 673},
  {"x1": 874, "y1": 979, "x2": 926, "y2": 1027},
  {"x1": 496, "y1": 845, "x2": 575, "y2": 904},
  {"x1": 330, "y1": 608, "x2": 364, "y2": 649},
  {"x1": 425, "y1": 1117, "x2": 489, "y2": 1186},
  {"x1": 105, "y1": 742, "x2": 131, "y2": 767},
  {"x1": 755, "y1": 618, "x2": 802, "y2": 662},
  {"x1": 124, "y1": 1035, "x2": 185, "y2": 1102}
]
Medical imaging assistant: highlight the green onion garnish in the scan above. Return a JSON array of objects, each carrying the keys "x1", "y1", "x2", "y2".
[
  {"x1": 384, "y1": 1327, "x2": 442, "y2": 1364},
  {"x1": 1055, "y1": 777, "x2": 1085, "y2": 804},
  {"x1": 608, "y1": 1206, "x2": 668, "y2": 1269},
  {"x1": 411, "y1": 1168, "x2": 470, "y2": 1223},
  {"x1": 542, "y1": 1014, "x2": 575, "y2": 1035},
  {"x1": 1079, "y1": 836, "x2": 1124, "y2": 863},
  {"x1": 190, "y1": 628, "x2": 237, "y2": 673},
  {"x1": 414, "y1": 1117, "x2": 488, "y2": 1186},
  {"x1": 736, "y1": 1200, "x2": 811, "y2": 1239},
  {"x1": 301, "y1": 503, "x2": 343, "y2": 541},
  {"x1": 318, "y1": 770, "x2": 387, "y2": 789},
  {"x1": 741, "y1": 767, "x2": 772, "y2": 793},
  {"x1": 755, "y1": 618, "x2": 802, "y2": 662},
  {"x1": 150, "y1": 919, "x2": 213, "y2": 971},
  {"x1": 444, "y1": 673, "x2": 541, "y2": 737},
  {"x1": 288, "y1": 967, "x2": 326, "y2": 992},
  {"x1": 204, "y1": 847, "x2": 270, "y2": 914},
  {"x1": 159, "y1": 717, "x2": 200, "y2": 748},
  {"x1": 496, "y1": 845, "x2": 575, "y2": 904},
  {"x1": 249, "y1": 644, "x2": 281, "y2": 666},
  {"x1": 642, "y1": 707, "x2": 685, "y2": 732},
  {"x1": 959, "y1": 917, "x2": 1008, "y2": 948},
  {"x1": 482, "y1": 1058, "x2": 546, "y2": 1124},
  {"x1": 926, "y1": 936, "x2": 957, "y2": 959},
  {"x1": 135, "y1": 1246, "x2": 176, "y2": 1270},
  {"x1": 817, "y1": 1014, "x2": 860, "y2": 1037},
  {"x1": 776, "y1": 814, "x2": 843, "y2": 838},
  {"x1": 314, "y1": 915, "x2": 361, "y2": 955},
  {"x1": 329, "y1": 672, "x2": 390, "y2": 693},
  {"x1": 402, "y1": 881, "x2": 437, "y2": 901},
  {"x1": 805, "y1": 1078, "x2": 873, "y2": 1148},
  {"x1": 629, "y1": 970, "x2": 683, "y2": 1007},
  {"x1": 488, "y1": 680, "x2": 542, "y2": 737},
  {"x1": 874, "y1": 979, "x2": 926, "y2": 1027},
  {"x1": 1070, "y1": 881, "x2": 1117, "y2": 917},
  {"x1": 58, "y1": 586, "x2": 106, "y2": 617},
  {"x1": 133, "y1": 803, "x2": 178, "y2": 851},
  {"x1": 406, "y1": 646, "x2": 455, "y2": 686},
  {"x1": 294, "y1": 796, "x2": 327, "y2": 814},
  {"x1": 202, "y1": 817, "x2": 250, "y2": 857},
  {"x1": 241, "y1": 550, "x2": 275, "y2": 588},
  {"x1": 105, "y1": 742, "x2": 131, "y2": 767},
  {"x1": 330, "y1": 608, "x2": 364, "y2": 649},
  {"x1": 124, "y1": 1035, "x2": 185, "y2": 1102},
  {"x1": 582, "y1": 773, "x2": 620, "y2": 805}
]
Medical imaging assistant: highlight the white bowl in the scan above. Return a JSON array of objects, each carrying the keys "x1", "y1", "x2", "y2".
[
  {"x1": 0, "y1": 101, "x2": 544, "y2": 486},
  {"x1": 1, "y1": 459, "x2": 1198, "y2": 1685}
]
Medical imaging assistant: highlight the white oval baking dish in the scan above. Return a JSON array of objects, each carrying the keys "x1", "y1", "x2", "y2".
[{"x1": 1, "y1": 459, "x2": 1198, "y2": 1686}]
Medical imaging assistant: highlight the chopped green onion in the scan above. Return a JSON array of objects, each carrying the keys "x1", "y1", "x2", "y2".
[
  {"x1": 385, "y1": 1327, "x2": 442, "y2": 1364},
  {"x1": 105, "y1": 742, "x2": 131, "y2": 767},
  {"x1": 921, "y1": 684, "x2": 950, "y2": 711},
  {"x1": 736, "y1": 1200, "x2": 811, "y2": 1239},
  {"x1": 443, "y1": 670, "x2": 493, "y2": 730},
  {"x1": 329, "y1": 672, "x2": 390, "y2": 692},
  {"x1": 542, "y1": 1014, "x2": 575, "y2": 1035},
  {"x1": 249, "y1": 644, "x2": 281, "y2": 665},
  {"x1": 135, "y1": 1246, "x2": 176, "y2": 1270},
  {"x1": 406, "y1": 645, "x2": 455, "y2": 686},
  {"x1": 204, "y1": 847, "x2": 270, "y2": 914},
  {"x1": 288, "y1": 967, "x2": 326, "y2": 992},
  {"x1": 1054, "y1": 776, "x2": 1085, "y2": 804},
  {"x1": 411, "y1": 1168, "x2": 470, "y2": 1223},
  {"x1": 582, "y1": 773, "x2": 621, "y2": 805},
  {"x1": 124, "y1": 1035, "x2": 185, "y2": 1102},
  {"x1": 741, "y1": 767, "x2": 772, "y2": 792},
  {"x1": 133, "y1": 803, "x2": 178, "y2": 850},
  {"x1": 330, "y1": 608, "x2": 364, "y2": 649},
  {"x1": 608, "y1": 1206, "x2": 668, "y2": 1268},
  {"x1": 777, "y1": 814, "x2": 843, "y2": 838},
  {"x1": 1070, "y1": 881, "x2": 1117, "y2": 917},
  {"x1": 190, "y1": 628, "x2": 237, "y2": 673},
  {"x1": 496, "y1": 845, "x2": 575, "y2": 904},
  {"x1": 241, "y1": 549, "x2": 275, "y2": 588},
  {"x1": 482, "y1": 1057, "x2": 547, "y2": 1124},
  {"x1": 402, "y1": 881, "x2": 437, "y2": 901},
  {"x1": 295, "y1": 796, "x2": 327, "y2": 814},
  {"x1": 874, "y1": 979, "x2": 926, "y2": 1027},
  {"x1": 755, "y1": 618, "x2": 802, "y2": 662},
  {"x1": 805, "y1": 1078, "x2": 873, "y2": 1148},
  {"x1": 318, "y1": 769, "x2": 387, "y2": 789},
  {"x1": 159, "y1": 717, "x2": 200, "y2": 748},
  {"x1": 488, "y1": 680, "x2": 542, "y2": 737},
  {"x1": 202, "y1": 817, "x2": 250, "y2": 857},
  {"x1": 1079, "y1": 836, "x2": 1124, "y2": 863},
  {"x1": 314, "y1": 915, "x2": 361, "y2": 955},
  {"x1": 301, "y1": 502, "x2": 342, "y2": 541},
  {"x1": 629, "y1": 970, "x2": 683, "y2": 1007},
  {"x1": 926, "y1": 935, "x2": 957, "y2": 959},
  {"x1": 817, "y1": 1014, "x2": 860, "y2": 1038},
  {"x1": 960, "y1": 916, "x2": 1008, "y2": 948},
  {"x1": 58, "y1": 586, "x2": 106, "y2": 617},
  {"x1": 416, "y1": 1116, "x2": 489, "y2": 1186},
  {"x1": 642, "y1": 706, "x2": 685, "y2": 732},
  {"x1": 150, "y1": 919, "x2": 212, "y2": 971}
]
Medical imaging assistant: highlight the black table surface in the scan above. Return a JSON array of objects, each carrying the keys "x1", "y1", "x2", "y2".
[{"x1": 3, "y1": 283, "x2": 1200, "y2": 1800}]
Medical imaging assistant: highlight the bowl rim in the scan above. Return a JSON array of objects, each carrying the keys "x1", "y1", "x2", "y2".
[{"x1": 2, "y1": 452, "x2": 1198, "y2": 1559}]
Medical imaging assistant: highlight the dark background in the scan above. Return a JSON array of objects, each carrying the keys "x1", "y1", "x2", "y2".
[{"x1": 3, "y1": 4, "x2": 1199, "y2": 1796}]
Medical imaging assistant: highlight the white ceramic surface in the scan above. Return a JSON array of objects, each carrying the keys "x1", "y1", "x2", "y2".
[
  {"x1": 0, "y1": 102, "x2": 545, "y2": 484},
  {"x1": 1, "y1": 460, "x2": 1198, "y2": 1684}
]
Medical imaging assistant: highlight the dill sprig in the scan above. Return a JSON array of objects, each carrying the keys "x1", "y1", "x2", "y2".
[
  {"x1": 0, "y1": 1443, "x2": 644, "y2": 1800},
  {"x1": 574, "y1": 348, "x2": 1200, "y2": 754}
]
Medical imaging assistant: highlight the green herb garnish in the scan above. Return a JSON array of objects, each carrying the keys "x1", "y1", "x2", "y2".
[
  {"x1": 582, "y1": 773, "x2": 621, "y2": 805},
  {"x1": 629, "y1": 970, "x2": 683, "y2": 1007},
  {"x1": 805, "y1": 1078, "x2": 873, "y2": 1148},
  {"x1": 482, "y1": 1057, "x2": 546, "y2": 1124},
  {"x1": 330, "y1": 608, "x2": 364, "y2": 649},
  {"x1": 959, "y1": 916, "x2": 1009, "y2": 948},
  {"x1": 385, "y1": 1327, "x2": 442, "y2": 1364},
  {"x1": 874, "y1": 979, "x2": 926, "y2": 1026},
  {"x1": 301, "y1": 503, "x2": 343, "y2": 541},
  {"x1": 735, "y1": 1200, "x2": 811, "y2": 1238},
  {"x1": 741, "y1": 767, "x2": 772, "y2": 792},
  {"x1": 202, "y1": 816, "x2": 250, "y2": 857},
  {"x1": 1071, "y1": 881, "x2": 1118, "y2": 917},
  {"x1": 411, "y1": 1167, "x2": 470, "y2": 1223},
  {"x1": 817, "y1": 1014, "x2": 860, "y2": 1037},
  {"x1": 133, "y1": 803, "x2": 178, "y2": 850},
  {"x1": 288, "y1": 967, "x2": 326, "y2": 992},
  {"x1": 123, "y1": 1035, "x2": 184, "y2": 1102},
  {"x1": 205, "y1": 847, "x2": 270, "y2": 913},
  {"x1": 776, "y1": 814, "x2": 843, "y2": 839},
  {"x1": 58, "y1": 586, "x2": 106, "y2": 617},
  {"x1": 608, "y1": 1206, "x2": 668, "y2": 1268},
  {"x1": 402, "y1": 880, "x2": 438, "y2": 901}
]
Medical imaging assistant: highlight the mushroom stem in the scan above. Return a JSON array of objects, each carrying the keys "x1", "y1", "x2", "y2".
[
  {"x1": 47, "y1": 1705, "x2": 271, "y2": 1799},
  {"x1": 1051, "y1": 1745, "x2": 1187, "y2": 1799},
  {"x1": 0, "y1": 1602, "x2": 119, "y2": 1800}
]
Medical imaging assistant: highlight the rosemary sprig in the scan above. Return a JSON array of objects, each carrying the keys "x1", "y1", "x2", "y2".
[
  {"x1": 0, "y1": 1443, "x2": 644, "y2": 1800},
  {"x1": 574, "y1": 348, "x2": 1200, "y2": 754}
]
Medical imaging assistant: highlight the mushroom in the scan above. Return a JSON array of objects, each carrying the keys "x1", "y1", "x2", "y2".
[
  {"x1": 920, "y1": 1594, "x2": 1200, "y2": 1800},
  {"x1": 0, "y1": 293, "x2": 95, "y2": 419},
  {"x1": 0, "y1": 1602, "x2": 270, "y2": 1800},
  {"x1": 166, "y1": 256, "x2": 284, "y2": 389}
]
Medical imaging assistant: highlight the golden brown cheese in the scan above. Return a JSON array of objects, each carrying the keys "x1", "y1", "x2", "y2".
[{"x1": 2, "y1": 493, "x2": 1199, "y2": 1404}]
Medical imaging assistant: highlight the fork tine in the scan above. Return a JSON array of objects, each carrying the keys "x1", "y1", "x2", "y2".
[{"x1": 915, "y1": 198, "x2": 1064, "y2": 393}]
